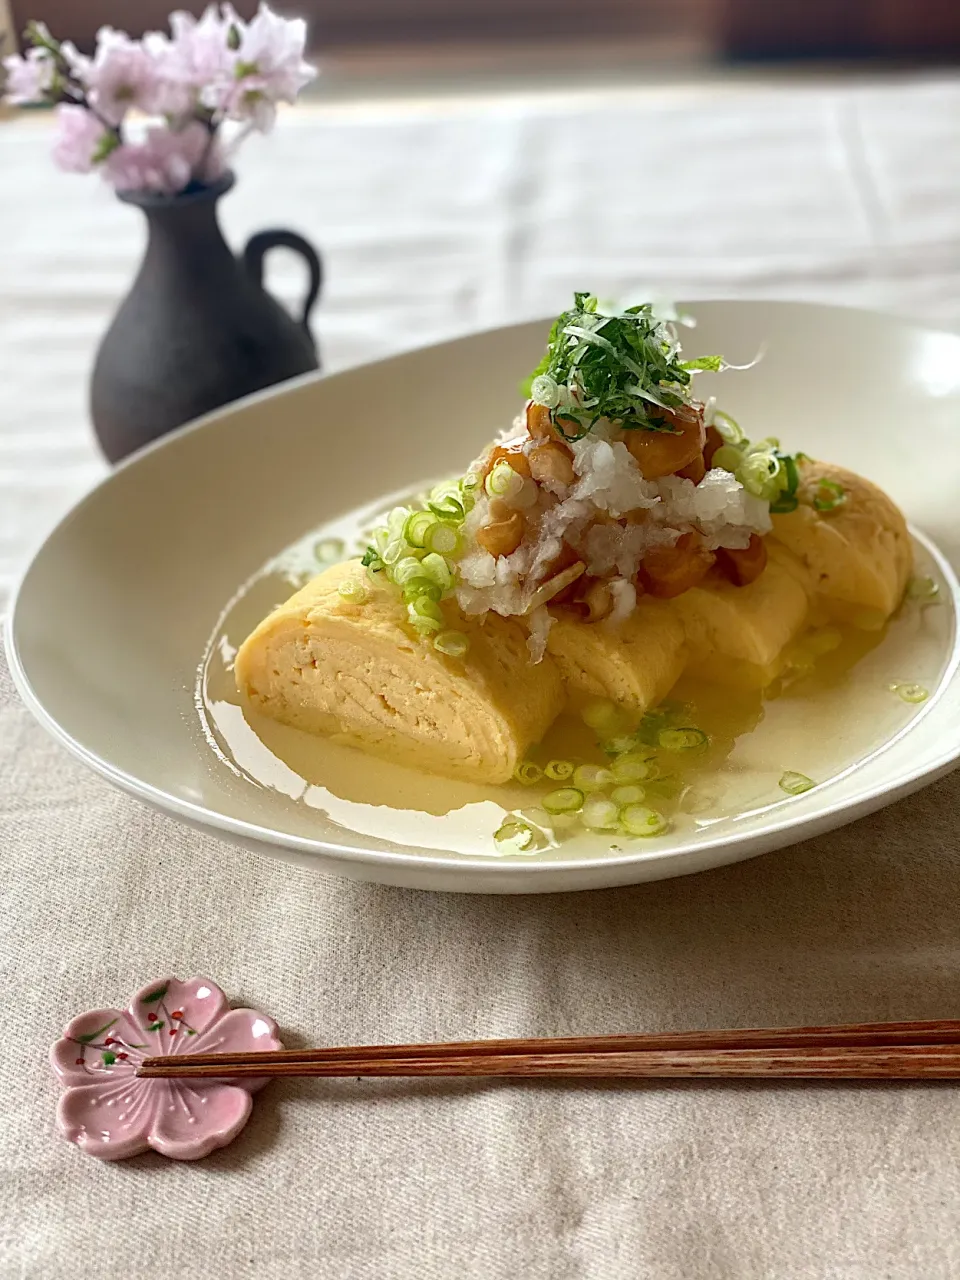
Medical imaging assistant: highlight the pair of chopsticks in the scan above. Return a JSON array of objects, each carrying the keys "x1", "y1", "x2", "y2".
[{"x1": 138, "y1": 1018, "x2": 960, "y2": 1080}]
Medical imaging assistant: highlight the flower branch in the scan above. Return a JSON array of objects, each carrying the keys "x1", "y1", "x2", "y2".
[{"x1": 1, "y1": 4, "x2": 316, "y2": 195}]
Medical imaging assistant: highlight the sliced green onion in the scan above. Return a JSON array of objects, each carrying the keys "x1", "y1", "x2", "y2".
[
  {"x1": 382, "y1": 538, "x2": 407, "y2": 566},
  {"x1": 581, "y1": 795, "x2": 620, "y2": 831},
  {"x1": 544, "y1": 759, "x2": 575, "y2": 781},
  {"x1": 386, "y1": 506, "x2": 412, "y2": 540},
  {"x1": 611, "y1": 784, "x2": 646, "y2": 805},
  {"x1": 493, "y1": 818, "x2": 536, "y2": 853},
  {"x1": 315, "y1": 537, "x2": 345, "y2": 564},
  {"x1": 407, "y1": 597, "x2": 443, "y2": 633},
  {"x1": 710, "y1": 444, "x2": 746, "y2": 474},
  {"x1": 620, "y1": 805, "x2": 668, "y2": 837},
  {"x1": 769, "y1": 451, "x2": 801, "y2": 512},
  {"x1": 425, "y1": 523, "x2": 460, "y2": 555},
  {"x1": 404, "y1": 510, "x2": 437, "y2": 548},
  {"x1": 394, "y1": 556, "x2": 428, "y2": 586},
  {"x1": 409, "y1": 595, "x2": 443, "y2": 621},
  {"x1": 362, "y1": 476, "x2": 475, "y2": 630},
  {"x1": 602, "y1": 733, "x2": 641, "y2": 757},
  {"x1": 410, "y1": 618, "x2": 443, "y2": 636},
  {"x1": 806, "y1": 627, "x2": 843, "y2": 657},
  {"x1": 337, "y1": 578, "x2": 369, "y2": 604},
  {"x1": 748, "y1": 436, "x2": 781, "y2": 454},
  {"x1": 812, "y1": 478, "x2": 846, "y2": 513},
  {"x1": 434, "y1": 630, "x2": 469, "y2": 658},
  {"x1": 779, "y1": 771, "x2": 814, "y2": 795},
  {"x1": 712, "y1": 410, "x2": 745, "y2": 446},
  {"x1": 485, "y1": 460, "x2": 524, "y2": 500},
  {"x1": 514, "y1": 760, "x2": 543, "y2": 786},
  {"x1": 889, "y1": 682, "x2": 929, "y2": 704},
  {"x1": 779, "y1": 453, "x2": 799, "y2": 498},
  {"x1": 542, "y1": 787, "x2": 584, "y2": 815},
  {"x1": 636, "y1": 713, "x2": 667, "y2": 746},
  {"x1": 739, "y1": 450, "x2": 781, "y2": 500},
  {"x1": 581, "y1": 699, "x2": 622, "y2": 733},
  {"x1": 426, "y1": 482, "x2": 460, "y2": 508},
  {"x1": 531, "y1": 373, "x2": 560, "y2": 408},
  {"x1": 402, "y1": 577, "x2": 442, "y2": 603},
  {"x1": 658, "y1": 727, "x2": 709, "y2": 752},
  {"x1": 420, "y1": 552, "x2": 453, "y2": 591},
  {"x1": 573, "y1": 764, "x2": 614, "y2": 793},
  {"x1": 611, "y1": 753, "x2": 653, "y2": 783},
  {"x1": 907, "y1": 576, "x2": 940, "y2": 602}
]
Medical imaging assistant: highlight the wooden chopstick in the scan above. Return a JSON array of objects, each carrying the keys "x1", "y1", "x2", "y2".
[
  {"x1": 137, "y1": 1019, "x2": 960, "y2": 1081},
  {"x1": 139, "y1": 1046, "x2": 960, "y2": 1080}
]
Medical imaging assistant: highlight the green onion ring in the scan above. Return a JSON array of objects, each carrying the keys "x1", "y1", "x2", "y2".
[
  {"x1": 658, "y1": 727, "x2": 709, "y2": 752},
  {"x1": 779, "y1": 771, "x2": 815, "y2": 795}
]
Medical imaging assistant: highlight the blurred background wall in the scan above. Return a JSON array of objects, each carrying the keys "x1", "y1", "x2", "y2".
[{"x1": 10, "y1": 0, "x2": 960, "y2": 61}]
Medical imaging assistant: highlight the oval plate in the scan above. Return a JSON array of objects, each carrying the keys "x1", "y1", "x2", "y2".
[{"x1": 7, "y1": 301, "x2": 960, "y2": 893}]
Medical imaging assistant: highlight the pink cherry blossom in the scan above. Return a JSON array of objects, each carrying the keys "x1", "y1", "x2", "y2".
[
  {"x1": 50, "y1": 976, "x2": 282, "y2": 1161},
  {"x1": 14, "y1": 5, "x2": 316, "y2": 194},
  {"x1": 80, "y1": 26, "x2": 172, "y2": 125},
  {"x1": 104, "y1": 120, "x2": 225, "y2": 195},
  {"x1": 225, "y1": 2, "x2": 316, "y2": 131},
  {"x1": 2, "y1": 48, "x2": 55, "y2": 104},
  {"x1": 162, "y1": 5, "x2": 239, "y2": 108},
  {"x1": 59, "y1": 39, "x2": 92, "y2": 81},
  {"x1": 51, "y1": 104, "x2": 112, "y2": 174}
]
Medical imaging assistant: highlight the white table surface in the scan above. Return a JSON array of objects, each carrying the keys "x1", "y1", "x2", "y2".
[{"x1": 3, "y1": 75, "x2": 960, "y2": 1279}]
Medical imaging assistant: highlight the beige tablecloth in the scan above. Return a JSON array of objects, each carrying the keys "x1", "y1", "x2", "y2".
[{"x1": 3, "y1": 77, "x2": 960, "y2": 1278}]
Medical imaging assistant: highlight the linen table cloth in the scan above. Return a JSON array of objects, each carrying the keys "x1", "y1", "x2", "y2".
[{"x1": 2, "y1": 75, "x2": 960, "y2": 1278}]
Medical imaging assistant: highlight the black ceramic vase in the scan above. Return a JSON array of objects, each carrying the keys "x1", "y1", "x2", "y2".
[{"x1": 90, "y1": 171, "x2": 322, "y2": 463}]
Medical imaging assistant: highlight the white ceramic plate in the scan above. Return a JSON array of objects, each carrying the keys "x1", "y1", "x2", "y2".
[{"x1": 8, "y1": 301, "x2": 960, "y2": 893}]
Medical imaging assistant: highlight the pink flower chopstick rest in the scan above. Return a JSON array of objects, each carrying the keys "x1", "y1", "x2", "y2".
[{"x1": 50, "y1": 977, "x2": 282, "y2": 1160}]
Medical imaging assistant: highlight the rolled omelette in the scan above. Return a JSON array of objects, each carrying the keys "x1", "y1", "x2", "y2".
[
  {"x1": 236, "y1": 458, "x2": 911, "y2": 782},
  {"x1": 234, "y1": 560, "x2": 565, "y2": 784},
  {"x1": 668, "y1": 555, "x2": 811, "y2": 669},
  {"x1": 547, "y1": 554, "x2": 811, "y2": 706},
  {"x1": 546, "y1": 597, "x2": 687, "y2": 710},
  {"x1": 769, "y1": 460, "x2": 912, "y2": 624}
]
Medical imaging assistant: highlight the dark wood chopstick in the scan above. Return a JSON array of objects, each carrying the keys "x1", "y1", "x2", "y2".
[
  {"x1": 137, "y1": 1019, "x2": 960, "y2": 1081},
  {"x1": 139, "y1": 1045, "x2": 960, "y2": 1080}
]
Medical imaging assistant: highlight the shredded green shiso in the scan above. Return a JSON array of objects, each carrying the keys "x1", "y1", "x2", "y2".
[
  {"x1": 520, "y1": 292, "x2": 813, "y2": 512},
  {"x1": 522, "y1": 292, "x2": 720, "y2": 440}
]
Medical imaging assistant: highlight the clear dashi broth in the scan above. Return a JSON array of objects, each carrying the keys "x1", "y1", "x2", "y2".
[{"x1": 199, "y1": 489, "x2": 955, "y2": 859}]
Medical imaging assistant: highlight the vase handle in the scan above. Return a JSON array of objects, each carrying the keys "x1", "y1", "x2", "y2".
[{"x1": 243, "y1": 229, "x2": 323, "y2": 336}]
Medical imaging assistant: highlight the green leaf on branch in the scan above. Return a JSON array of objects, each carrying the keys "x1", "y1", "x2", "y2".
[{"x1": 92, "y1": 131, "x2": 121, "y2": 165}]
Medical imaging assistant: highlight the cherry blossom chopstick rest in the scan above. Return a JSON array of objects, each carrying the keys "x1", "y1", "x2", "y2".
[{"x1": 49, "y1": 976, "x2": 283, "y2": 1160}]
